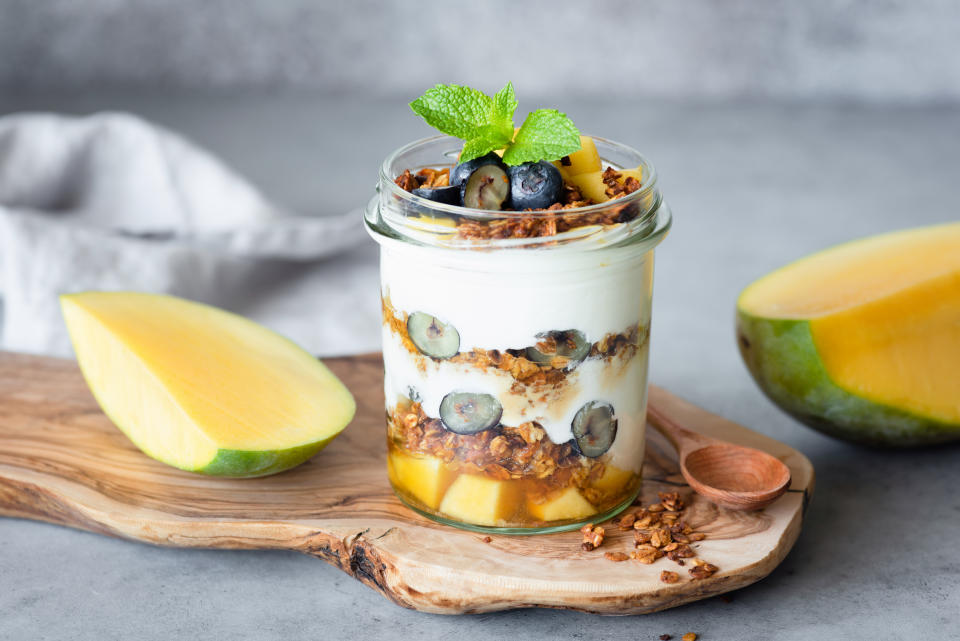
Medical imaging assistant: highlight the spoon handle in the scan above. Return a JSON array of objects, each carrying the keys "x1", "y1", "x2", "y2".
[{"x1": 646, "y1": 396, "x2": 715, "y2": 454}]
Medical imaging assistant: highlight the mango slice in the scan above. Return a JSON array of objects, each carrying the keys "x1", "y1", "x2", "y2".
[
  {"x1": 61, "y1": 292, "x2": 355, "y2": 476},
  {"x1": 527, "y1": 487, "x2": 596, "y2": 522},
  {"x1": 438, "y1": 474, "x2": 515, "y2": 526},
  {"x1": 388, "y1": 450, "x2": 455, "y2": 509},
  {"x1": 737, "y1": 222, "x2": 960, "y2": 446}
]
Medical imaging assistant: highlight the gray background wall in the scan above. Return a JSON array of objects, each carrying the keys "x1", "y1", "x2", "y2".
[{"x1": 2, "y1": 0, "x2": 959, "y2": 103}]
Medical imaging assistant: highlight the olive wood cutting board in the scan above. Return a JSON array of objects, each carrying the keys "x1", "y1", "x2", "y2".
[{"x1": 0, "y1": 350, "x2": 813, "y2": 615}]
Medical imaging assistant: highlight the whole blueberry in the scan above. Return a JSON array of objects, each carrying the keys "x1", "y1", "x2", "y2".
[
  {"x1": 507, "y1": 161, "x2": 563, "y2": 210},
  {"x1": 450, "y1": 152, "x2": 509, "y2": 188}
]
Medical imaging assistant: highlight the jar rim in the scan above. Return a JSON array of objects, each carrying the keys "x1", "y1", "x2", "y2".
[{"x1": 369, "y1": 134, "x2": 671, "y2": 252}]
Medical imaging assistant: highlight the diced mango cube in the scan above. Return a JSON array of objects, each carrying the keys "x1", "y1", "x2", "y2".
[
  {"x1": 619, "y1": 167, "x2": 643, "y2": 184},
  {"x1": 439, "y1": 474, "x2": 515, "y2": 526},
  {"x1": 388, "y1": 451, "x2": 455, "y2": 510},
  {"x1": 590, "y1": 464, "x2": 637, "y2": 495},
  {"x1": 527, "y1": 487, "x2": 597, "y2": 522},
  {"x1": 557, "y1": 136, "x2": 602, "y2": 177},
  {"x1": 567, "y1": 170, "x2": 608, "y2": 203}
]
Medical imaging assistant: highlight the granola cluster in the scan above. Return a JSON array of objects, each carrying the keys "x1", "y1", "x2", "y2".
[
  {"x1": 389, "y1": 401, "x2": 597, "y2": 484},
  {"x1": 581, "y1": 492, "x2": 720, "y2": 583},
  {"x1": 394, "y1": 167, "x2": 450, "y2": 191}
]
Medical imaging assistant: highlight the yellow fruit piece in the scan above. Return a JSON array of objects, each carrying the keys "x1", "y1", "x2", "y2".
[
  {"x1": 61, "y1": 292, "x2": 355, "y2": 476},
  {"x1": 567, "y1": 170, "x2": 608, "y2": 203},
  {"x1": 619, "y1": 168, "x2": 643, "y2": 184},
  {"x1": 438, "y1": 474, "x2": 515, "y2": 526},
  {"x1": 388, "y1": 450, "x2": 455, "y2": 509},
  {"x1": 737, "y1": 222, "x2": 960, "y2": 445},
  {"x1": 557, "y1": 136, "x2": 601, "y2": 177},
  {"x1": 590, "y1": 464, "x2": 636, "y2": 495},
  {"x1": 527, "y1": 487, "x2": 597, "y2": 522}
]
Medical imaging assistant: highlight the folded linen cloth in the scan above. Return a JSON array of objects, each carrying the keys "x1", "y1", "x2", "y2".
[{"x1": 0, "y1": 112, "x2": 378, "y2": 358}]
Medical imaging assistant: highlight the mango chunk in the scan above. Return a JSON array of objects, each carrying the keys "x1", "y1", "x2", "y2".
[
  {"x1": 737, "y1": 222, "x2": 960, "y2": 446},
  {"x1": 556, "y1": 136, "x2": 601, "y2": 177},
  {"x1": 590, "y1": 464, "x2": 637, "y2": 495},
  {"x1": 388, "y1": 450, "x2": 455, "y2": 510},
  {"x1": 61, "y1": 292, "x2": 355, "y2": 476},
  {"x1": 439, "y1": 474, "x2": 515, "y2": 526},
  {"x1": 567, "y1": 170, "x2": 608, "y2": 203},
  {"x1": 527, "y1": 487, "x2": 597, "y2": 522}
]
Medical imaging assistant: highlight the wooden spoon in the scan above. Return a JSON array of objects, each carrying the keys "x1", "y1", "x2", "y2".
[{"x1": 646, "y1": 396, "x2": 791, "y2": 511}]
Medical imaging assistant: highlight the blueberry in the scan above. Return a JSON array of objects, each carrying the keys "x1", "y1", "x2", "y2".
[
  {"x1": 439, "y1": 391, "x2": 503, "y2": 435},
  {"x1": 507, "y1": 161, "x2": 563, "y2": 210},
  {"x1": 461, "y1": 164, "x2": 510, "y2": 210},
  {"x1": 411, "y1": 185, "x2": 461, "y2": 206},
  {"x1": 450, "y1": 152, "x2": 508, "y2": 188},
  {"x1": 525, "y1": 329, "x2": 590, "y2": 368},
  {"x1": 407, "y1": 312, "x2": 460, "y2": 359},
  {"x1": 571, "y1": 401, "x2": 618, "y2": 458}
]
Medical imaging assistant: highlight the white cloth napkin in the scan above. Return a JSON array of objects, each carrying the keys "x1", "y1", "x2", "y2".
[{"x1": 0, "y1": 112, "x2": 379, "y2": 358}]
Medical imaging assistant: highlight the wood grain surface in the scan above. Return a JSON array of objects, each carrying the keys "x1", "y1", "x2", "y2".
[{"x1": 0, "y1": 351, "x2": 813, "y2": 615}]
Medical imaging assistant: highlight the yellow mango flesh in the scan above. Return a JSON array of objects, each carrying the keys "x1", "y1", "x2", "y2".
[
  {"x1": 61, "y1": 292, "x2": 355, "y2": 475},
  {"x1": 590, "y1": 464, "x2": 636, "y2": 495},
  {"x1": 527, "y1": 487, "x2": 596, "y2": 522},
  {"x1": 567, "y1": 166, "x2": 644, "y2": 204},
  {"x1": 556, "y1": 136, "x2": 601, "y2": 177},
  {"x1": 388, "y1": 450, "x2": 455, "y2": 510},
  {"x1": 739, "y1": 222, "x2": 960, "y2": 425},
  {"x1": 438, "y1": 474, "x2": 514, "y2": 526}
]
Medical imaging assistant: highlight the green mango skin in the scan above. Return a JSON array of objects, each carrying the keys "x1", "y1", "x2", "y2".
[
  {"x1": 736, "y1": 312, "x2": 960, "y2": 447},
  {"x1": 198, "y1": 437, "x2": 338, "y2": 477}
]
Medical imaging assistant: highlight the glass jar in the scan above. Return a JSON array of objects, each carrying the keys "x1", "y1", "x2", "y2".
[{"x1": 365, "y1": 135, "x2": 671, "y2": 534}]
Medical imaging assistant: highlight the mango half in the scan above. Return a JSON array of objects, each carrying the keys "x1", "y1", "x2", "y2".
[
  {"x1": 736, "y1": 222, "x2": 960, "y2": 446},
  {"x1": 61, "y1": 292, "x2": 355, "y2": 476}
]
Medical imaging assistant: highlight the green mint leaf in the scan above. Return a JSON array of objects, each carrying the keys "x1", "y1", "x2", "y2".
[
  {"x1": 409, "y1": 84, "x2": 495, "y2": 140},
  {"x1": 501, "y1": 109, "x2": 581, "y2": 166},
  {"x1": 459, "y1": 136, "x2": 508, "y2": 164},
  {"x1": 491, "y1": 81, "x2": 518, "y2": 140}
]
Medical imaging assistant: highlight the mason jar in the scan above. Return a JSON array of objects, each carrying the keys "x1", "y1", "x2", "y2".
[{"x1": 364, "y1": 135, "x2": 671, "y2": 534}]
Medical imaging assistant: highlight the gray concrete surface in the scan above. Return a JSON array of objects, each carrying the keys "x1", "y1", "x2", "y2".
[
  {"x1": 0, "y1": 92, "x2": 958, "y2": 640},
  {"x1": 2, "y1": 0, "x2": 960, "y2": 103}
]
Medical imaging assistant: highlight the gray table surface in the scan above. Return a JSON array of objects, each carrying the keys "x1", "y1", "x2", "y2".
[{"x1": 0, "y1": 91, "x2": 958, "y2": 640}]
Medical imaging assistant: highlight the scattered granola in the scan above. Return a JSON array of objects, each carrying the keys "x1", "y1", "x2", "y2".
[
  {"x1": 481, "y1": 536, "x2": 492, "y2": 543},
  {"x1": 688, "y1": 559, "x2": 719, "y2": 580},
  {"x1": 581, "y1": 523, "x2": 605, "y2": 551},
  {"x1": 606, "y1": 492, "x2": 720, "y2": 580},
  {"x1": 604, "y1": 551, "x2": 630, "y2": 562},
  {"x1": 659, "y1": 636, "x2": 672, "y2": 641},
  {"x1": 682, "y1": 634, "x2": 698, "y2": 641}
]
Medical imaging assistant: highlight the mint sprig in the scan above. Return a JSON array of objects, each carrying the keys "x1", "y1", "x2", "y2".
[{"x1": 409, "y1": 83, "x2": 581, "y2": 165}]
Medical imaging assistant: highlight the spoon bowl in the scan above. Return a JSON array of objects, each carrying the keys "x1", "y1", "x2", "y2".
[{"x1": 647, "y1": 394, "x2": 791, "y2": 511}]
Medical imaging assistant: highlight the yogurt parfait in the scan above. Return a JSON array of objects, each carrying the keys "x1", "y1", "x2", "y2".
[{"x1": 365, "y1": 83, "x2": 671, "y2": 533}]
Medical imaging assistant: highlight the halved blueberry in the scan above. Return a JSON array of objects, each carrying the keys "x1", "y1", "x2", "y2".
[
  {"x1": 411, "y1": 185, "x2": 461, "y2": 206},
  {"x1": 407, "y1": 312, "x2": 460, "y2": 359},
  {"x1": 450, "y1": 152, "x2": 508, "y2": 188},
  {"x1": 571, "y1": 401, "x2": 618, "y2": 458},
  {"x1": 439, "y1": 391, "x2": 503, "y2": 435},
  {"x1": 507, "y1": 161, "x2": 563, "y2": 210},
  {"x1": 462, "y1": 164, "x2": 510, "y2": 210},
  {"x1": 525, "y1": 329, "x2": 590, "y2": 367}
]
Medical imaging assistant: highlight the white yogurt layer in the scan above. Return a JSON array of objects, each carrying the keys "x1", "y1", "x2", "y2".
[{"x1": 380, "y1": 242, "x2": 654, "y2": 350}]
